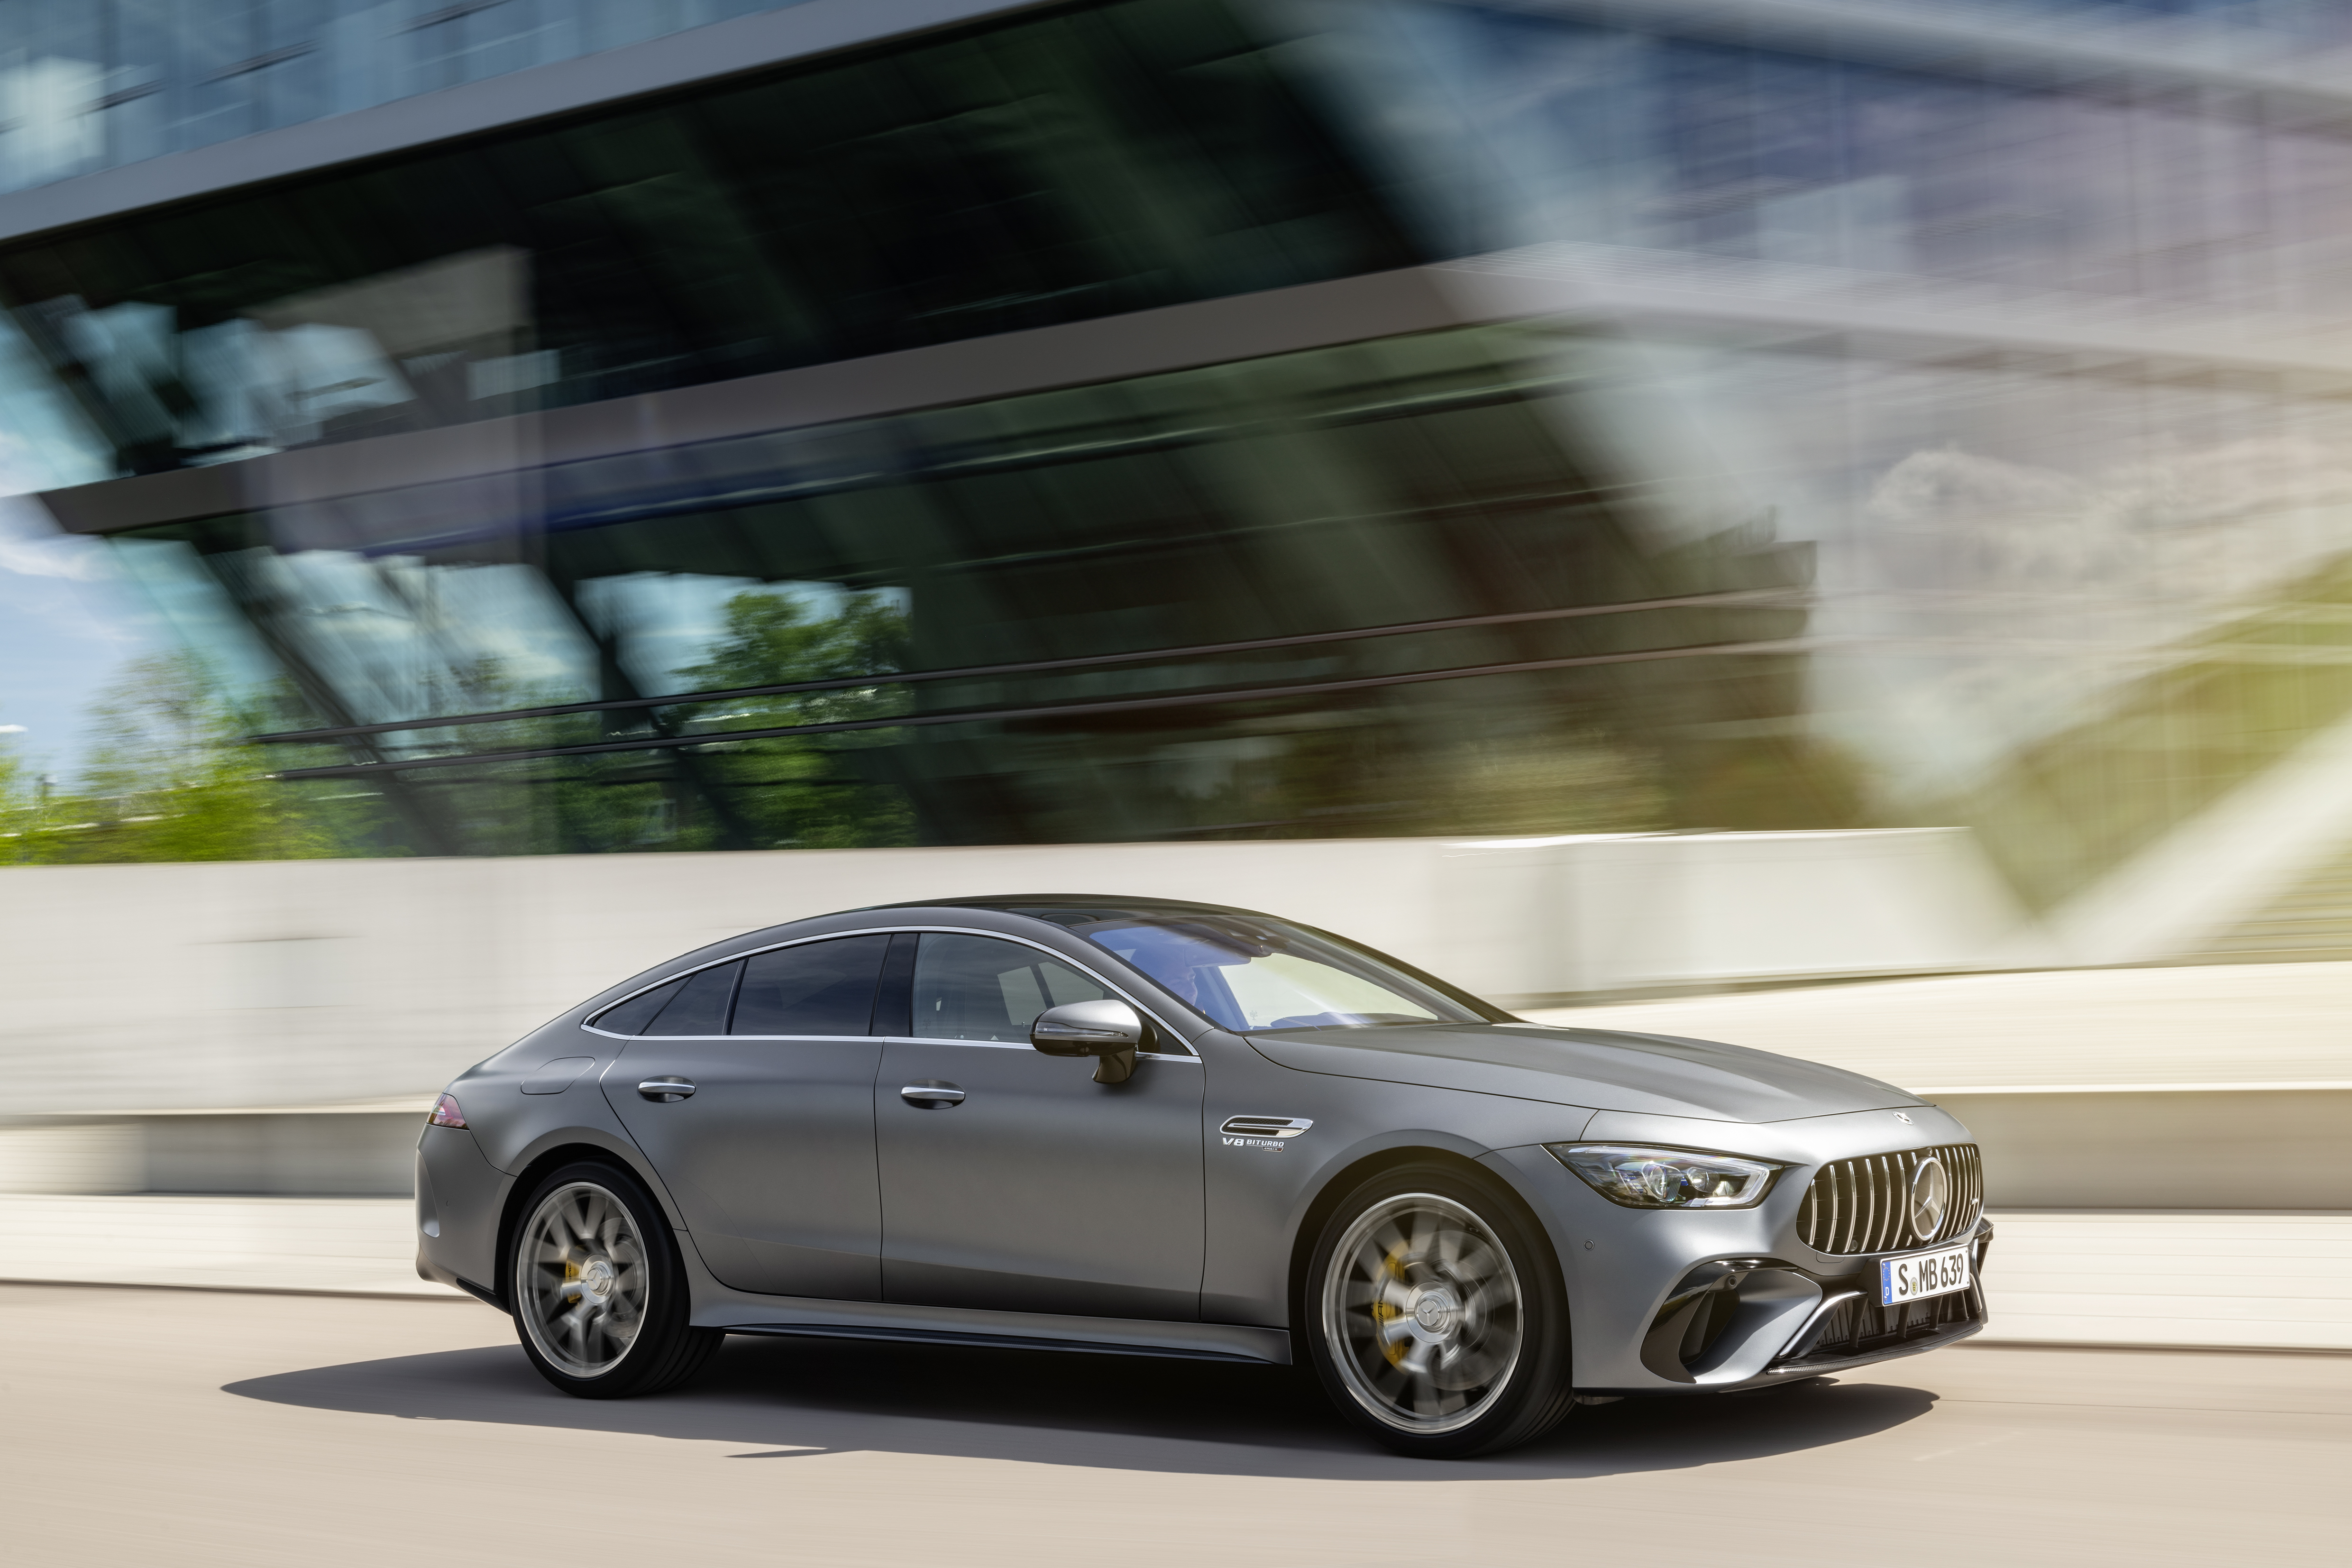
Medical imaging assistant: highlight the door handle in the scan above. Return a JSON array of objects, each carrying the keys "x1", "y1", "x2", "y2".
[
  {"x1": 637, "y1": 1077, "x2": 696, "y2": 1102},
  {"x1": 899, "y1": 1082, "x2": 965, "y2": 1108}
]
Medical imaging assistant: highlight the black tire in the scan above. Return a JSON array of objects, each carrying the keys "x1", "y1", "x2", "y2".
[
  {"x1": 508, "y1": 1160, "x2": 720, "y2": 1399},
  {"x1": 1302, "y1": 1161, "x2": 1575, "y2": 1458}
]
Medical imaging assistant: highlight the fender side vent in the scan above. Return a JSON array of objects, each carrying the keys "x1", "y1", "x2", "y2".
[{"x1": 1220, "y1": 1116, "x2": 1312, "y2": 1138}]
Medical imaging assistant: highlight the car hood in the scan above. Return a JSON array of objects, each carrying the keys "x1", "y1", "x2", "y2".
[{"x1": 1245, "y1": 1022, "x2": 1920, "y2": 1122}]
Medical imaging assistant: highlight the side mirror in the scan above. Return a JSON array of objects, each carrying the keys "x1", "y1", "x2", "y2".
[{"x1": 1030, "y1": 999, "x2": 1145, "y2": 1085}]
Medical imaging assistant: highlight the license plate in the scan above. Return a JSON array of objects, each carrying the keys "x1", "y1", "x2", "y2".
[{"x1": 1879, "y1": 1241, "x2": 1974, "y2": 1306}]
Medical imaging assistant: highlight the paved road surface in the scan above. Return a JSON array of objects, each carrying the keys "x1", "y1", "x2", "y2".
[{"x1": 3, "y1": 1284, "x2": 2343, "y2": 1566}]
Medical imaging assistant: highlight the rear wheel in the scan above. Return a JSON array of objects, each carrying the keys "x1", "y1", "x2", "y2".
[
  {"x1": 1304, "y1": 1163, "x2": 1575, "y2": 1458},
  {"x1": 509, "y1": 1161, "x2": 718, "y2": 1398}
]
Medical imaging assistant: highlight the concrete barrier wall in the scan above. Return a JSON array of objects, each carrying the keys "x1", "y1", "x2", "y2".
[
  {"x1": 1554, "y1": 830, "x2": 2032, "y2": 991},
  {"x1": 0, "y1": 829, "x2": 2025, "y2": 1120},
  {"x1": 0, "y1": 1111, "x2": 420, "y2": 1197},
  {"x1": 1942, "y1": 1090, "x2": 2352, "y2": 1210},
  {"x1": 10, "y1": 830, "x2": 2326, "y2": 1211}
]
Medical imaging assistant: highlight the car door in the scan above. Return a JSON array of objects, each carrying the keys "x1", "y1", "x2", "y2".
[
  {"x1": 875, "y1": 930, "x2": 1205, "y2": 1320},
  {"x1": 602, "y1": 934, "x2": 892, "y2": 1300}
]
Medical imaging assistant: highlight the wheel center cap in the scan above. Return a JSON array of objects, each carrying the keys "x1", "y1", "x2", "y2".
[
  {"x1": 579, "y1": 1258, "x2": 615, "y2": 1301},
  {"x1": 1411, "y1": 1287, "x2": 1459, "y2": 1335}
]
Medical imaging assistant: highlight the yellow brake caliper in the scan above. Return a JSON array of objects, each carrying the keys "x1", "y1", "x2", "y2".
[{"x1": 1372, "y1": 1244, "x2": 1409, "y2": 1366}]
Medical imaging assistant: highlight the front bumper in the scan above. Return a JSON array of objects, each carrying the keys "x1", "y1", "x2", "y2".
[
  {"x1": 1574, "y1": 1221, "x2": 1995, "y2": 1396},
  {"x1": 1761, "y1": 1224, "x2": 1993, "y2": 1375},
  {"x1": 1490, "y1": 1134, "x2": 1994, "y2": 1395}
]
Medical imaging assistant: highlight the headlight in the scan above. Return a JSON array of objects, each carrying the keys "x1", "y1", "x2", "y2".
[{"x1": 1547, "y1": 1144, "x2": 1782, "y2": 1209}]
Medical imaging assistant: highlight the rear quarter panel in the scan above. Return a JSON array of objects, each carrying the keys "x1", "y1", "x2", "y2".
[{"x1": 444, "y1": 1022, "x2": 692, "y2": 1232}]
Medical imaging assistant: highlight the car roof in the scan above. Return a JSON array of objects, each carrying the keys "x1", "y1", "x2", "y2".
[{"x1": 869, "y1": 894, "x2": 1276, "y2": 923}]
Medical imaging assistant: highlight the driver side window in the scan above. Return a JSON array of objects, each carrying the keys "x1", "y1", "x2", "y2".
[{"x1": 909, "y1": 934, "x2": 1112, "y2": 1043}]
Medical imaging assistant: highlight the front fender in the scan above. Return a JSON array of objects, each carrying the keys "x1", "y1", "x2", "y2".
[{"x1": 1198, "y1": 1029, "x2": 1593, "y2": 1327}]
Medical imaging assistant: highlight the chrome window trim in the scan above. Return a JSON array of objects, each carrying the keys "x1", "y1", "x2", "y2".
[
  {"x1": 581, "y1": 924, "x2": 1197, "y2": 1056},
  {"x1": 880, "y1": 1035, "x2": 1201, "y2": 1061}
]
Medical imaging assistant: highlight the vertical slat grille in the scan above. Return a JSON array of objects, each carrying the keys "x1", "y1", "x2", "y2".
[
  {"x1": 1795, "y1": 1143, "x2": 1985, "y2": 1256},
  {"x1": 1882, "y1": 1155, "x2": 1902, "y2": 1252},
  {"x1": 1853, "y1": 1161, "x2": 1872, "y2": 1260},
  {"x1": 1869, "y1": 1155, "x2": 1889, "y2": 1252},
  {"x1": 1824, "y1": 1160, "x2": 1841, "y2": 1255}
]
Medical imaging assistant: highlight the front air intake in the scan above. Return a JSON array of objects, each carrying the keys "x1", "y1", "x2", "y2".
[{"x1": 1796, "y1": 1143, "x2": 1983, "y2": 1256}]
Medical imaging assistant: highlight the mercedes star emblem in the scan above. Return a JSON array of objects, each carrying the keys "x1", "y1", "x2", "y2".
[{"x1": 1908, "y1": 1156, "x2": 1950, "y2": 1243}]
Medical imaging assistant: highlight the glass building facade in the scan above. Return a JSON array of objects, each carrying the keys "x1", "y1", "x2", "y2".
[
  {"x1": 100, "y1": 323, "x2": 1820, "y2": 855},
  {"x1": 0, "y1": 1, "x2": 1409, "y2": 477},
  {"x1": 12, "y1": 0, "x2": 2352, "y2": 935},
  {"x1": 0, "y1": 0, "x2": 811, "y2": 193}
]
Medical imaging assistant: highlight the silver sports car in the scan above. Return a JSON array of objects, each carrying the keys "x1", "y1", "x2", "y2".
[{"x1": 414, "y1": 897, "x2": 1989, "y2": 1458}]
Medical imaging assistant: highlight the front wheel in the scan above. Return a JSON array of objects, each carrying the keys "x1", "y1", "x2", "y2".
[
  {"x1": 1304, "y1": 1163, "x2": 1575, "y2": 1458},
  {"x1": 509, "y1": 1160, "x2": 718, "y2": 1398}
]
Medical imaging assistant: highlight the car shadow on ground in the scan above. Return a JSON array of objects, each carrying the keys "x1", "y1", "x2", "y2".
[{"x1": 224, "y1": 1332, "x2": 1938, "y2": 1479}]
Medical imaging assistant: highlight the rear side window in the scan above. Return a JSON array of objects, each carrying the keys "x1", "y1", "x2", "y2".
[
  {"x1": 644, "y1": 961, "x2": 742, "y2": 1036},
  {"x1": 590, "y1": 977, "x2": 684, "y2": 1035},
  {"x1": 732, "y1": 936, "x2": 891, "y2": 1036}
]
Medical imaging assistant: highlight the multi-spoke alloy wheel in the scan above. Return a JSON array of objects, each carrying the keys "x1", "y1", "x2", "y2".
[
  {"x1": 1323, "y1": 1192, "x2": 1523, "y2": 1433},
  {"x1": 507, "y1": 1161, "x2": 719, "y2": 1399},
  {"x1": 1305, "y1": 1165, "x2": 1575, "y2": 1457},
  {"x1": 519, "y1": 1180, "x2": 650, "y2": 1376}
]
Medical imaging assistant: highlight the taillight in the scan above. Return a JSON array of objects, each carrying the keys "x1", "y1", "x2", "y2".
[{"x1": 428, "y1": 1093, "x2": 467, "y2": 1129}]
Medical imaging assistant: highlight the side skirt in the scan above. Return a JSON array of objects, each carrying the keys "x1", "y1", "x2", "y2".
[
  {"x1": 671, "y1": 1225, "x2": 1292, "y2": 1366},
  {"x1": 722, "y1": 1321, "x2": 1282, "y2": 1364},
  {"x1": 694, "y1": 1295, "x2": 1290, "y2": 1366}
]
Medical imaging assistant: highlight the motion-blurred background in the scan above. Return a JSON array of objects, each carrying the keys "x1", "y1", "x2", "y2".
[{"x1": 0, "y1": 0, "x2": 2345, "y2": 1341}]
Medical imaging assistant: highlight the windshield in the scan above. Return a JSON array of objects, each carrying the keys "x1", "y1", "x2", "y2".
[{"x1": 1037, "y1": 910, "x2": 1488, "y2": 1032}]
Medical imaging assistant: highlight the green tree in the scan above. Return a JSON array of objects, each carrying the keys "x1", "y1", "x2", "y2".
[
  {"x1": 4, "y1": 655, "x2": 341, "y2": 864},
  {"x1": 662, "y1": 588, "x2": 917, "y2": 849},
  {"x1": 0, "y1": 722, "x2": 31, "y2": 853},
  {"x1": 675, "y1": 588, "x2": 912, "y2": 700}
]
